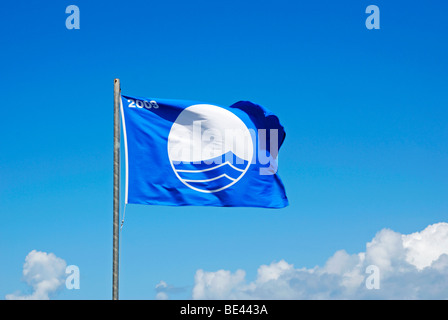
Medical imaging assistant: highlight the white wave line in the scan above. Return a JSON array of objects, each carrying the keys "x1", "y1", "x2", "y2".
[
  {"x1": 183, "y1": 174, "x2": 236, "y2": 183},
  {"x1": 175, "y1": 161, "x2": 245, "y2": 173}
]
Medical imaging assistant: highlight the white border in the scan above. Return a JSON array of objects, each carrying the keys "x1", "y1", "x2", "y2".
[{"x1": 120, "y1": 97, "x2": 129, "y2": 204}]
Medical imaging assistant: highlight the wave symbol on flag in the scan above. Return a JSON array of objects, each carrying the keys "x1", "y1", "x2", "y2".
[{"x1": 173, "y1": 152, "x2": 249, "y2": 192}]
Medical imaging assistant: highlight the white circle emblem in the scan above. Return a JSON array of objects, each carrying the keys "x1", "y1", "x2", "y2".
[{"x1": 167, "y1": 104, "x2": 254, "y2": 193}]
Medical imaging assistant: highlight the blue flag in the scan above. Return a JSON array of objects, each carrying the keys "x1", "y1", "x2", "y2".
[{"x1": 120, "y1": 95, "x2": 288, "y2": 208}]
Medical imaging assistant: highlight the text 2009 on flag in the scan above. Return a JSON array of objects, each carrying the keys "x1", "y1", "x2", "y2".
[{"x1": 120, "y1": 95, "x2": 288, "y2": 208}]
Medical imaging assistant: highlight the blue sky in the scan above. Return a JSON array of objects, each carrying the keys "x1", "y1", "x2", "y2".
[{"x1": 1, "y1": 1, "x2": 448, "y2": 299}]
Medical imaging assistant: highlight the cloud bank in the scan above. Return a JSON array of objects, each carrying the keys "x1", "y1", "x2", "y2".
[
  {"x1": 192, "y1": 222, "x2": 448, "y2": 299},
  {"x1": 6, "y1": 250, "x2": 67, "y2": 300}
]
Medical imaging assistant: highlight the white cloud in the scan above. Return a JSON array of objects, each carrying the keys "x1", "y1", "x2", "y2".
[
  {"x1": 403, "y1": 223, "x2": 448, "y2": 270},
  {"x1": 155, "y1": 280, "x2": 187, "y2": 300},
  {"x1": 192, "y1": 222, "x2": 448, "y2": 299},
  {"x1": 6, "y1": 250, "x2": 67, "y2": 300},
  {"x1": 155, "y1": 281, "x2": 169, "y2": 300},
  {"x1": 192, "y1": 269, "x2": 246, "y2": 300}
]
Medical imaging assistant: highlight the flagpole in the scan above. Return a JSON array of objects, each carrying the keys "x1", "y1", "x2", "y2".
[{"x1": 113, "y1": 78, "x2": 121, "y2": 300}]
